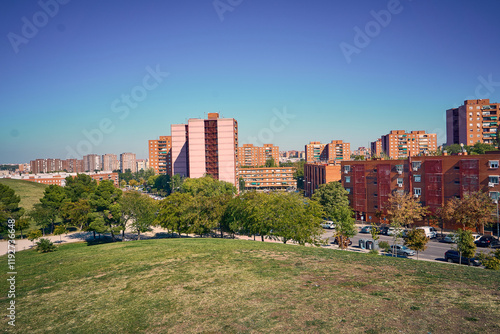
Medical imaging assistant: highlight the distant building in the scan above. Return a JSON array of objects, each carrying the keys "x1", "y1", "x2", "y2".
[
  {"x1": 102, "y1": 154, "x2": 119, "y2": 172},
  {"x1": 62, "y1": 159, "x2": 84, "y2": 173},
  {"x1": 381, "y1": 130, "x2": 437, "y2": 159},
  {"x1": 370, "y1": 138, "x2": 383, "y2": 157},
  {"x1": 136, "y1": 159, "x2": 147, "y2": 171},
  {"x1": 83, "y1": 154, "x2": 101, "y2": 172},
  {"x1": 9, "y1": 172, "x2": 119, "y2": 187},
  {"x1": 304, "y1": 163, "x2": 342, "y2": 197},
  {"x1": 446, "y1": 99, "x2": 500, "y2": 146},
  {"x1": 148, "y1": 136, "x2": 172, "y2": 175},
  {"x1": 120, "y1": 153, "x2": 137, "y2": 173},
  {"x1": 239, "y1": 167, "x2": 296, "y2": 191},
  {"x1": 238, "y1": 144, "x2": 279, "y2": 167},
  {"x1": 352, "y1": 147, "x2": 371, "y2": 159},
  {"x1": 172, "y1": 113, "x2": 238, "y2": 188},
  {"x1": 305, "y1": 140, "x2": 350, "y2": 163}
]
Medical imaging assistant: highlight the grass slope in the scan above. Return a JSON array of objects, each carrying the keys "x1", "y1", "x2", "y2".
[
  {"x1": 0, "y1": 178, "x2": 47, "y2": 212},
  {"x1": 1, "y1": 239, "x2": 499, "y2": 333}
]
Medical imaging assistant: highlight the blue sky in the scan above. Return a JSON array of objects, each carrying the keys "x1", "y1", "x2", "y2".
[{"x1": 1, "y1": 0, "x2": 500, "y2": 163}]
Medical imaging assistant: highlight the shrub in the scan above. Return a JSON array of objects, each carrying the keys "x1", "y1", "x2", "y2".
[
  {"x1": 477, "y1": 249, "x2": 500, "y2": 270},
  {"x1": 35, "y1": 238, "x2": 57, "y2": 253},
  {"x1": 378, "y1": 241, "x2": 390, "y2": 252},
  {"x1": 27, "y1": 229, "x2": 42, "y2": 243},
  {"x1": 368, "y1": 248, "x2": 379, "y2": 255}
]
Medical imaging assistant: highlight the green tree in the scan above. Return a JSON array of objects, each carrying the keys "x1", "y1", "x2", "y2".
[
  {"x1": 28, "y1": 204, "x2": 53, "y2": 236},
  {"x1": 15, "y1": 217, "x2": 30, "y2": 239},
  {"x1": 181, "y1": 175, "x2": 237, "y2": 197},
  {"x1": 64, "y1": 174, "x2": 97, "y2": 202},
  {"x1": 39, "y1": 185, "x2": 67, "y2": 234},
  {"x1": 89, "y1": 180, "x2": 122, "y2": 241},
  {"x1": 61, "y1": 199, "x2": 91, "y2": 230},
  {"x1": 265, "y1": 157, "x2": 277, "y2": 167},
  {"x1": 53, "y1": 224, "x2": 67, "y2": 241},
  {"x1": 120, "y1": 180, "x2": 127, "y2": 188},
  {"x1": 311, "y1": 182, "x2": 350, "y2": 222},
  {"x1": 332, "y1": 205, "x2": 357, "y2": 249},
  {"x1": 153, "y1": 174, "x2": 172, "y2": 195},
  {"x1": 470, "y1": 142, "x2": 497, "y2": 155},
  {"x1": 121, "y1": 191, "x2": 157, "y2": 240},
  {"x1": 454, "y1": 229, "x2": 477, "y2": 265},
  {"x1": 129, "y1": 179, "x2": 139, "y2": 188},
  {"x1": 403, "y1": 228, "x2": 429, "y2": 260},
  {"x1": 154, "y1": 192, "x2": 194, "y2": 237},
  {"x1": 370, "y1": 223, "x2": 380, "y2": 243},
  {"x1": 239, "y1": 177, "x2": 246, "y2": 192},
  {"x1": 27, "y1": 229, "x2": 42, "y2": 244},
  {"x1": 477, "y1": 249, "x2": 500, "y2": 270},
  {"x1": 0, "y1": 184, "x2": 25, "y2": 232}
]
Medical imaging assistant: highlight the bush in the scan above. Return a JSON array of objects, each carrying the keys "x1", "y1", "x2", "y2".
[
  {"x1": 477, "y1": 249, "x2": 500, "y2": 270},
  {"x1": 35, "y1": 238, "x2": 57, "y2": 253},
  {"x1": 368, "y1": 248, "x2": 379, "y2": 255},
  {"x1": 27, "y1": 229, "x2": 42, "y2": 243},
  {"x1": 378, "y1": 241, "x2": 390, "y2": 252}
]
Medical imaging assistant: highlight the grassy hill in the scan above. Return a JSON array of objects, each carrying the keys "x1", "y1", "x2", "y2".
[
  {"x1": 1, "y1": 238, "x2": 499, "y2": 333},
  {"x1": 0, "y1": 178, "x2": 47, "y2": 212}
]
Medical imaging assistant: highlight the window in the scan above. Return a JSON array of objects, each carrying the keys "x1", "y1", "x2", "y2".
[
  {"x1": 374, "y1": 193, "x2": 378, "y2": 197},
  {"x1": 395, "y1": 165, "x2": 404, "y2": 173},
  {"x1": 345, "y1": 188, "x2": 351, "y2": 194},
  {"x1": 412, "y1": 161, "x2": 421, "y2": 170},
  {"x1": 343, "y1": 165, "x2": 351, "y2": 173},
  {"x1": 414, "y1": 175, "x2": 421, "y2": 182},
  {"x1": 489, "y1": 160, "x2": 499, "y2": 168},
  {"x1": 489, "y1": 176, "x2": 499, "y2": 184},
  {"x1": 397, "y1": 178, "x2": 403, "y2": 185},
  {"x1": 414, "y1": 188, "x2": 421, "y2": 196},
  {"x1": 490, "y1": 191, "x2": 499, "y2": 201},
  {"x1": 469, "y1": 106, "x2": 473, "y2": 110},
  {"x1": 345, "y1": 176, "x2": 351, "y2": 183}
]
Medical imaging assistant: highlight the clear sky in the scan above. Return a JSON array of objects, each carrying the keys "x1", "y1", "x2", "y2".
[{"x1": 1, "y1": 0, "x2": 500, "y2": 163}]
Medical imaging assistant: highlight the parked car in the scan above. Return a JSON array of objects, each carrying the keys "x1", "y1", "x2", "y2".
[
  {"x1": 444, "y1": 250, "x2": 481, "y2": 266},
  {"x1": 387, "y1": 227, "x2": 405, "y2": 236},
  {"x1": 475, "y1": 236, "x2": 500, "y2": 248},
  {"x1": 321, "y1": 221, "x2": 335, "y2": 229},
  {"x1": 472, "y1": 234, "x2": 481, "y2": 242},
  {"x1": 416, "y1": 226, "x2": 437, "y2": 238},
  {"x1": 389, "y1": 245, "x2": 416, "y2": 257},
  {"x1": 379, "y1": 226, "x2": 389, "y2": 235},
  {"x1": 359, "y1": 226, "x2": 372, "y2": 233},
  {"x1": 442, "y1": 234, "x2": 458, "y2": 243}
]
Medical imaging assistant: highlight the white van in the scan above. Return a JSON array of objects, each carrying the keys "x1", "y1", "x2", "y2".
[{"x1": 416, "y1": 226, "x2": 437, "y2": 238}]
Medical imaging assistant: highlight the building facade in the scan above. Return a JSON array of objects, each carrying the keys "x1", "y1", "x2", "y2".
[
  {"x1": 341, "y1": 153, "x2": 500, "y2": 231},
  {"x1": 171, "y1": 113, "x2": 238, "y2": 187},
  {"x1": 305, "y1": 140, "x2": 350, "y2": 163},
  {"x1": 148, "y1": 136, "x2": 172, "y2": 175},
  {"x1": 102, "y1": 154, "x2": 119, "y2": 172},
  {"x1": 11, "y1": 172, "x2": 120, "y2": 187},
  {"x1": 83, "y1": 154, "x2": 101, "y2": 172},
  {"x1": 446, "y1": 99, "x2": 499, "y2": 146},
  {"x1": 381, "y1": 130, "x2": 437, "y2": 159},
  {"x1": 238, "y1": 144, "x2": 280, "y2": 167},
  {"x1": 120, "y1": 153, "x2": 137, "y2": 173},
  {"x1": 370, "y1": 138, "x2": 383, "y2": 157},
  {"x1": 304, "y1": 163, "x2": 342, "y2": 197},
  {"x1": 238, "y1": 167, "x2": 296, "y2": 191}
]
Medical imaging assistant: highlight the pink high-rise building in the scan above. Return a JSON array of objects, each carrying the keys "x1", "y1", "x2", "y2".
[{"x1": 171, "y1": 113, "x2": 238, "y2": 187}]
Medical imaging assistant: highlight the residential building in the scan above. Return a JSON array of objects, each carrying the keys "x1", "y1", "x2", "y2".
[
  {"x1": 446, "y1": 99, "x2": 500, "y2": 146},
  {"x1": 381, "y1": 130, "x2": 437, "y2": 159},
  {"x1": 83, "y1": 154, "x2": 101, "y2": 172},
  {"x1": 172, "y1": 113, "x2": 238, "y2": 188},
  {"x1": 30, "y1": 159, "x2": 47, "y2": 174},
  {"x1": 341, "y1": 153, "x2": 500, "y2": 233},
  {"x1": 238, "y1": 144, "x2": 280, "y2": 167},
  {"x1": 239, "y1": 167, "x2": 296, "y2": 191},
  {"x1": 148, "y1": 136, "x2": 172, "y2": 175},
  {"x1": 9, "y1": 172, "x2": 119, "y2": 187},
  {"x1": 102, "y1": 154, "x2": 119, "y2": 172},
  {"x1": 136, "y1": 159, "x2": 147, "y2": 171},
  {"x1": 352, "y1": 147, "x2": 371, "y2": 159},
  {"x1": 370, "y1": 138, "x2": 383, "y2": 157},
  {"x1": 305, "y1": 140, "x2": 350, "y2": 163},
  {"x1": 304, "y1": 163, "x2": 342, "y2": 197},
  {"x1": 62, "y1": 159, "x2": 84, "y2": 173},
  {"x1": 120, "y1": 153, "x2": 137, "y2": 173}
]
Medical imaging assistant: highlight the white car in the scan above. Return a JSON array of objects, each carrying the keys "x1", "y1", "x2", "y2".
[{"x1": 321, "y1": 221, "x2": 335, "y2": 229}]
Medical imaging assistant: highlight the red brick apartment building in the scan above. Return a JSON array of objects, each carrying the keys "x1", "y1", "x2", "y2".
[
  {"x1": 446, "y1": 99, "x2": 500, "y2": 146},
  {"x1": 370, "y1": 138, "x2": 383, "y2": 157},
  {"x1": 238, "y1": 144, "x2": 279, "y2": 167},
  {"x1": 304, "y1": 163, "x2": 342, "y2": 197},
  {"x1": 18, "y1": 172, "x2": 119, "y2": 187},
  {"x1": 341, "y1": 153, "x2": 500, "y2": 232},
  {"x1": 239, "y1": 167, "x2": 296, "y2": 191},
  {"x1": 305, "y1": 140, "x2": 350, "y2": 163},
  {"x1": 381, "y1": 130, "x2": 437, "y2": 159},
  {"x1": 149, "y1": 136, "x2": 172, "y2": 175}
]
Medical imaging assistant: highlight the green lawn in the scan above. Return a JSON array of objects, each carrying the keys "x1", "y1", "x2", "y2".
[
  {"x1": 0, "y1": 178, "x2": 47, "y2": 212},
  {"x1": 1, "y1": 238, "x2": 499, "y2": 333}
]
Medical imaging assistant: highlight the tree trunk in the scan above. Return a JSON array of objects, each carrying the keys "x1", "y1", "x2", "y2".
[
  {"x1": 261, "y1": 235, "x2": 264, "y2": 242},
  {"x1": 122, "y1": 229, "x2": 125, "y2": 241},
  {"x1": 93, "y1": 231, "x2": 96, "y2": 239},
  {"x1": 111, "y1": 230, "x2": 116, "y2": 242},
  {"x1": 137, "y1": 230, "x2": 141, "y2": 240}
]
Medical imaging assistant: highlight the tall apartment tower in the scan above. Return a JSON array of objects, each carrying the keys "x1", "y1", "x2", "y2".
[
  {"x1": 102, "y1": 154, "x2": 119, "y2": 172},
  {"x1": 120, "y1": 153, "x2": 137, "y2": 173},
  {"x1": 381, "y1": 130, "x2": 437, "y2": 159},
  {"x1": 148, "y1": 136, "x2": 172, "y2": 175},
  {"x1": 238, "y1": 144, "x2": 280, "y2": 167},
  {"x1": 305, "y1": 140, "x2": 350, "y2": 163},
  {"x1": 171, "y1": 113, "x2": 238, "y2": 187},
  {"x1": 83, "y1": 154, "x2": 101, "y2": 172},
  {"x1": 370, "y1": 138, "x2": 383, "y2": 157},
  {"x1": 446, "y1": 99, "x2": 500, "y2": 146}
]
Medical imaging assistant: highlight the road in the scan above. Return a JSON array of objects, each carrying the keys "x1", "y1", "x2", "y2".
[{"x1": 320, "y1": 227, "x2": 497, "y2": 264}]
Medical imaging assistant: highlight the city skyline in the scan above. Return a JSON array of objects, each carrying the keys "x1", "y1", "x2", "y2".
[{"x1": 2, "y1": 1, "x2": 500, "y2": 164}]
